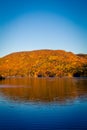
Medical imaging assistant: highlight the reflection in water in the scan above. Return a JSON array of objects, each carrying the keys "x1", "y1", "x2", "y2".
[
  {"x1": 0, "y1": 77, "x2": 87, "y2": 104},
  {"x1": 0, "y1": 78, "x2": 87, "y2": 130}
]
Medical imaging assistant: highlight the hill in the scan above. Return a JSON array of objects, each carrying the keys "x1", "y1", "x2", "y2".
[
  {"x1": 0, "y1": 50, "x2": 87, "y2": 78},
  {"x1": 77, "y1": 54, "x2": 87, "y2": 59}
]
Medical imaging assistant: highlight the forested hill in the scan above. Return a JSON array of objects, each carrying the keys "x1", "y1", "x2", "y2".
[{"x1": 0, "y1": 50, "x2": 87, "y2": 77}]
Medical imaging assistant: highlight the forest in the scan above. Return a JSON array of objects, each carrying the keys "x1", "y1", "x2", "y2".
[{"x1": 0, "y1": 50, "x2": 87, "y2": 78}]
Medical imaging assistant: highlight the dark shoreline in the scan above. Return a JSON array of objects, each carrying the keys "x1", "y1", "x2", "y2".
[
  {"x1": 0, "y1": 75, "x2": 5, "y2": 80},
  {"x1": 1, "y1": 75, "x2": 87, "y2": 80}
]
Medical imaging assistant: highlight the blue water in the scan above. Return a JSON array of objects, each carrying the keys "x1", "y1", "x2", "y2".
[{"x1": 0, "y1": 78, "x2": 87, "y2": 130}]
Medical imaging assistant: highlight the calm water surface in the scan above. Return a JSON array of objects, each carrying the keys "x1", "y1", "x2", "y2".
[{"x1": 0, "y1": 77, "x2": 87, "y2": 130}]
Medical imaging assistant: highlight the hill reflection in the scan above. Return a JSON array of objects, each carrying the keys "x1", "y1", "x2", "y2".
[{"x1": 0, "y1": 78, "x2": 87, "y2": 104}]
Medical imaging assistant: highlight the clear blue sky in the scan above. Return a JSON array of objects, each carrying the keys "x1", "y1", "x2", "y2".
[{"x1": 0, "y1": 0, "x2": 87, "y2": 57}]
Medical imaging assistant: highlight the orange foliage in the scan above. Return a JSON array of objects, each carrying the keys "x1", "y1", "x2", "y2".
[{"x1": 0, "y1": 50, "x2": 87, "y2": 77}]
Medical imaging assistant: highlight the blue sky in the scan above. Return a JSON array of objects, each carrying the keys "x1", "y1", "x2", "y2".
[{"x1": 0, "y1": 0, "x2": 87, "y2": 57}]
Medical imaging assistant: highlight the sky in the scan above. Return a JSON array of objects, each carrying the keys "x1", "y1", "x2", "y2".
[{"x1": 0, "y1": 0, "x2": 87, "y2": 57}]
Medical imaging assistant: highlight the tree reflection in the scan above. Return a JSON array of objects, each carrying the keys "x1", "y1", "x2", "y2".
[{"x1": 0, "y1": 78, "x2": 87, "y2": 104}]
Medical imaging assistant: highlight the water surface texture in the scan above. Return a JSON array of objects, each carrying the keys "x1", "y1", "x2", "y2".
[{"x1": 0, "y1": 77, "x2": 87, "y2": 130}]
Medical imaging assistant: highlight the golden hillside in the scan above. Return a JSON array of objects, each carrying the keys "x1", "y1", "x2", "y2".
[{"x1": 0, "y1": 50, "x2": 87, "y2": 77}]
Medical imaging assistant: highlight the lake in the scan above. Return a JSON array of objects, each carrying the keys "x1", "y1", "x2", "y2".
[{"x1": 0, "y1": 77, "x2": 87, "y2": 130}]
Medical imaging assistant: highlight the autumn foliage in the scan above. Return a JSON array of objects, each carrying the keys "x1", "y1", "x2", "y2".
[{"x1": 0, "y1": 50, "x2": 87, "y2": 77}]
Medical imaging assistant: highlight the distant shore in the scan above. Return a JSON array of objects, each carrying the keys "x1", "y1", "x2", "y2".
[{"x1": 0, "y1": 50, "x2": 87, "y2": 78}]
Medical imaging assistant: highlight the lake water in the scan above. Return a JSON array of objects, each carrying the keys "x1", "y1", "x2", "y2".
[{"x1": 0, "y1": 77, "x2": 87, "y2": 130}]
